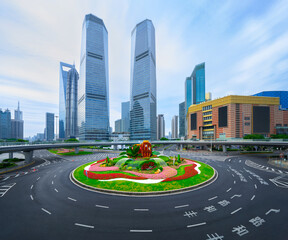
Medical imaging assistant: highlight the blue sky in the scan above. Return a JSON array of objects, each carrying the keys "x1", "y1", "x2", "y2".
[{"x1": 0, "y1": 0, "x2": 287, "y2": 138}]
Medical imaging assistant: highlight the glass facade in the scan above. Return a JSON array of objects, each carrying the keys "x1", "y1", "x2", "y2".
[
  {"x1": 253, "y1": 91, "x2": 288, "y2": 110},
  {"x1": 179, "y1": 101, "x2": 185, "y2": 138},
  {"x1": 0, "y1": 109, "x2": 11, "y2": 139},
  {"x1": 130, "y1": 20, "x2": 157, "y2": 140},
  {"x1": 65, "y1": 67, "x2": 79, "y2": 139},
  {"x1": 192, "y1": 62, "x2": 205, "y2": 105},
  {"x1": 157, "y1": 114, "x2": 165, "y2": 140},
  {"x1": 121, "y1": 101, "x2": 130, "y2": 133},
  {"x1": 59, "y1": 62, "x2": 74, "y2": 139},
  {"x1": 185, "y1": 77, "x2": 192, "y2": 113},
  {"x1": 78, "y1": 14, "x2": 110, "y2": 140},
  {"x1": 45, "y1": 112, "x2": 54, "y2": 141}
]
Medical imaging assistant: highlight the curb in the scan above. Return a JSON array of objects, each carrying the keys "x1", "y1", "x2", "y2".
[
  {"x1": 70, "y1": 165, "x2": 218, "y2": 197},
  {"x1": 0, "y1": 161, "x2": 35, "y2": 175}
]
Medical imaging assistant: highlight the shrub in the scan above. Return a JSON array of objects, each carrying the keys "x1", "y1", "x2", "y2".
[{"x1": 140, "y1": 160, "x2": 156, "y2": 170}]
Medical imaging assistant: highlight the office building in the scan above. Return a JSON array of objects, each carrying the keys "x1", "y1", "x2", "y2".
[
  {"x1": 187, "y1": 95, "x2": 288, "y2": 140},
  {"x1": 45, "y1": 113, "x2": 54, "y2": 141},
  {"x1": 253, "y1": 91, "x2": 288, "y2": 110},
  {"x1": 11, "y1": 102, "x2": 24, "y2": 139},
  {"x1": 59, "y1": 62, "x2": 74, "y2": 139},
  {"x1": 65, "y1": 66, "x2": 79, "y2": 139},
  {"x1": 157, "y1": 114, "x2": 165, "y2": 140},
  {"x1": 78, "y1": 14, "x2": 110, "y2": 140},
  {"x1": 179, "y1": 102, "x2": 185, "y2": 138},
  {"x1": 121, "y1": 101, "x2": 130, "y2": 133},
  {"x1": 205, "y1": 92, "x2": 212, "y2": 101},
  {"x1": 130, "y1": 19, "x2": 157, "y2": 140},
  {"x1": 171, "y1": 115, "x2": 178, "y2": 139},
  {"x1": 0, "y1": 109, "x2": 11, "y2": 139},
  {"x1": 185, "y1": 62, "x2": 205, "y2": 112},
  {"x1": 115, "y1": 119, "x2": 122, "y2": 133}
]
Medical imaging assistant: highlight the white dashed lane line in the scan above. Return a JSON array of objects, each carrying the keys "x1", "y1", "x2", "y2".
[
  {"x1": 255, "y1": 184, "x2": 257, "y2": 189},
  {"x1": 208, "y1": 196, "x2": 218, "y2": 201},
  {"x1": 130, "y1": 230, "x2": 152, "y2": 233},
  {"x1": 234, "y1": 180, "x2": 236, "y2": 184},
  {"x1": 54, "y1": 188, "x2": 58, "y2": 193},
  {"x1": 251, "y1": 195, "x2": 255, "y2": 201},
  {"x1": 68, "y1": 197, "x2": 77, "y2": 202},
  {"x1": 52, "y1": 181, "x2": 54, "y2": 185},
  {"x1": 75, "y1": 223, "x2": 94, "y2": 229},
  {"x1": 187, "y1": 222, "x2": 207, "y2": 228},
  {"x1": 41, "y1": 208, "x2": 51, "y2": 215},
  {"x1": 134, "y1": 209, "x2": 149, "y2": 211},
  {"x1": 30, "y1": 195, "x2": 34, "y2": 200},
  {"x1": 226, "y1": 188, "x2": 231, "y2": 192},
  {"x1": 15, "y1": 174, "x2": 19, "y2": 178},
  {"x1": 30, "y1": 185, "x2": 33, "y2": 190},
  {"x1": 231, "y1": 208, "x2": 242, "y2": 215},
  {"x1": 3, "y1": 177, "x2": 9, "y2": 181},
  {"x1": 37, "y1": 177, "x2": 40, "y2": 181},
  {"x1": 95, "y1": 204, "x2": 109, "y2": 209},
  {"x1": 174, "y1": 204, "x2": 189, "y2": 209}
]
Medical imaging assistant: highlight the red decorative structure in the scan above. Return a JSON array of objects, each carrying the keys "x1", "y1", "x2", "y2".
[{"x1": 140, "y1": 140, "x2": 152, "y2": 157}]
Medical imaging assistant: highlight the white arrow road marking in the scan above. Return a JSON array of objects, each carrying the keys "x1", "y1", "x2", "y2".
[{"x1": 265, "y1": 209, "x2": 280, "y2": 215}]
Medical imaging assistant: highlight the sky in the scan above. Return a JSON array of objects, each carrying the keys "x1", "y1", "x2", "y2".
[{"x1": 0, "y1": 0, "x2": 287, "y2": 138}]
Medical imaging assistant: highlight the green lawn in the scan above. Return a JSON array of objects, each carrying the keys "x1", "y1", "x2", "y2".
[
  {"x1": 73, "y1": 159, "x2": 215, "y2": 193},
  {"x1": 48, "y1": 149, "x2": 93, "y2": 156}
]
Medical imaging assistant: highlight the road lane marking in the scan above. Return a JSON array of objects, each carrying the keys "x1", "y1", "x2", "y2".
[
  {"x1": 15, "y1": 174, "x2": 19, "y2": 178},
  {"x1": 174, "y1": 204, "x2": 189, "y2": 209},
  {"x1": 134, "y1": 209, "x2": 149, "y2": 211},
  {"x1": 208, "y1": 196, "x2": 218, "y2": 201},
  {"x1": 187, "y1": 222, "x2": 206, "y2": 228},
  {"x1": 95, "y1": 204, "x2": 109, "y2": 209},
  {"x1": 255, "y1": 184, "x2": 257, "y2": 189},
  {"x1": 54, "y1": 188, "x2": 58, "y2": 192},
  {"x1": 68, "y1": 197, "x2": 77, "y2": 202},
  {"x1": 251, "y1": 195, "x2": 255, "y2": 201},
  {"x1": 130, "y1": 230, "x2": 152, "y2": 233},
  {"x1": 52, "y1": 181, "x2": 54, "y2": 185},
  {"x1": 37, "y1": 177, "x2": 40, "y2": 180},
  {"x1": 30, "y1": 195, "x2": 34, "y2": 200},
  {"x1": 231, "y1": 208, "x2": 242, "y2": 215},
  {"x1": 234, "y1": 181, "x2": 236, "y2": 184},
  {"x1": 25, "y1": 172, "x2": 28, "y2": 175},
  {"x1": 265, "y1": 209, "x2": 280, "y2": 215},
  {"x1": 231, "y1": 194, "x2": 242, "y2": 199},
  {"x1": 54, "y1": 175, "x2": 56, "y2": 178},
  {"x1": 30, "y1": 185, "x2": 33, "y2": 190},
  {"x1": 41, "y1": 208, "x2": 51, "y2": 215},
  {"x1": 3, "y1": 177, "x2": 9, "y2": 181},
  {"x1": 75, "y1": 223, "x2": 94, "y2": 229},
  {"x1": 226, "y1": 188, "x2": 231, "y2": 192},
  {"x1": 248, "y1": 176, "x2": 252, "y2": 180}
]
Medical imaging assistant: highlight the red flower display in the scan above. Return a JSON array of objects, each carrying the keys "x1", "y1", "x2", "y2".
[{"x1": 162, "y1": 164, "x2": 198, "y2": 182}]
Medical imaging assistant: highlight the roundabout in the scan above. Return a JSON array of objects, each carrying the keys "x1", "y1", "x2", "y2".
[{"x1": 71, "y1": 141, "x2": 216, "y2": 195}]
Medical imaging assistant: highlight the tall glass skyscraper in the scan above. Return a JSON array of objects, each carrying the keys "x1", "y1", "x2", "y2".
[
  {"x1": 121, "y1": 101, "x2": 130, "y2": 133},
  {"x1": 65, "y1": 67, "x2": 79, "y2": 139},
  {"x1": 78, "y1": 14, "x2": 110, "y2": 140},
  {"x1": 179, "y1": 101, "x2": 185, "y2": 138},
  {"x1": 130, "y1": 19, "x2": 157, "y2": 140},
  {"x1": 59, "y1": 62, "x2": 74, "y2": 139},
  {"x1": 45, "y1": 112, "x2": 54, "y2": 141}
]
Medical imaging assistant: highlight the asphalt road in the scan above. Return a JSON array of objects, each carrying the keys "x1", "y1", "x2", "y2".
[{"x1": 0, "y1": 149, "x2": 287, "y2": 240}]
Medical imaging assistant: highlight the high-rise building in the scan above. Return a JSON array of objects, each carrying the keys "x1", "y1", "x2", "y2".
[
  {"x1": 185, "y1": 62, "x2": 205, "y2": 112},
  {"x1": 59, "y1": 62, "x2": 74, "y2": 139},
  {"x1": 11, "y1": 102, "x2": 24, "y2": 139},
  {"x1": 65, "y1": 66, "x2": 79, "y2": 139},
  {"x1": 45, "y1": 113, "x2": 54, "y2": 141},
  {"x1": 157, "y1": 114, "x2": 165, "y2": 140},
  {"x1": 205, "y1": 92, "x2": 212, "y2": 101},
  {"x1": 121, "y1": 101, "x2": 130, "y2": 133},
  {"x1": 115, "y1": 119, "x2": 122, "y2": 133},
  {"x1": 130, "y1": 19, "x2": 157, "y2": 140},
  {"x1": 0, "y1": 109, "x2": 11, "y2": 139},
  {"x1": 78, "y1": 14, "x2": 110, "y2": 140},
  {"x1": 171, "y1": 115, "x2": 178, "y2": 139},
  {"x1": 179, "y1": 102, "x2": 185, "y2": 138}
]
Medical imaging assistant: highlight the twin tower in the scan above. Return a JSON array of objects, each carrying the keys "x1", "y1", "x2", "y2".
[{"x1": 59, "y1": 14, "x2": 157, "y2": 141}]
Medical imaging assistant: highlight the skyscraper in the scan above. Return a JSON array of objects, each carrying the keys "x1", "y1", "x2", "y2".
[
  {"x1": 185, "y1": 62, "x2": 205, "y2": 112},
  {"x1": 179, "y1": 102, "x2": 185, "y2": 138},
  {"x1": 171, "y1": 115, "x2": 178, "y2": 139},
  {"x1": 121, "y1": 101, "x2": 130, "y2": 133},
  {"x1": 45, "y1": 113, "x2": 54, "y2": 141},
  {"x1": 0, "y1": 109, "x2": 11, "y2": 139},
  {"x1": 130, "y1": 19, "x2": 157, "y2": 140},
  {"x1": 115, "y1": 119, "x2": 122, "y2": 133},
  {"x1": 11, "y1": 102, "x2": 24, "y2": 139},
  {"x1": 157, "y1": 114, "x2": 165, "y2": 140},
  {"x1": 78, "y1": 14, "x2": 110, "y2": 140},
  {"x1": 65, "y1": 66, "x2": 79, "y2": 139},
  {"x1": 59, "y1": 62, "x2": 74, "y2": 139}
]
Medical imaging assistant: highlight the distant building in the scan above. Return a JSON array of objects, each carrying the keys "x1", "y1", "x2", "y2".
[
  {"x1": 157, "y1": 114, "x2": 165, "y2": 140},
  {"x1": 187, "y1": 95, "x2": 288, "y2": 140},
  {"x1": 205, "y1": 92, "x2": 212, "y2": 101},
  {"x1": 253, "y1": 91, "x2": 288, "y2": 110},
  {"x1": 35, "y1": 133, "x2": 44, "y2": 142},
  {"x1": 0, "y1": 109, "x2": 11, "y2": 139},
  {"x1": 45, "y1": 113, "x2": 54, "y2": 141},
  {"x1": 179, "y1": 102, "x2": 185, "y2": 138},
  {"x1": 121, "y1": 101, "x2": 130, "y2": 133},
  {"x1": 130, "y1": 19, "x2": 157, "y2": 140},
  {"x1": 78, "y1": 14, "x2": 110, "y2": 140},
  {"x1": 115, "y1": 119, "x2": 122, "y2": 133},
  {"x1": 171, "y1": 115, "x2": 178, "y2": 139},
  {"x1": 185, "y1": 62, "x2": 205, "y2": 112},
  {"x1": 11, "y1": 102, "x2": 24, "y2": 139}
]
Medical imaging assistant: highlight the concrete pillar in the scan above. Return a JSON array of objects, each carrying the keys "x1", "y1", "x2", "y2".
[
  {"x1": 9, "y1": 152, "x2": 13, "y2": 159},
  {"x1": 75, "y1": 147, "x2": 79, "y2": 154},
  {"x1": 180, "y1": 144, "x2": 183, "y2": 151},
  {"x1": 113, "y1": 145, "x2": 117, "y2": 150},
  {"x1": 23, "y1": 151, "x2": 34, "y2": 163},
  {"x1": 223, "y1": 145, "x2": 227, "y2": 153}
]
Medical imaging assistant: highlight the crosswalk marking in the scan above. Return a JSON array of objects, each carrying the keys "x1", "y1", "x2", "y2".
[{"x1": 0, "y1": 183, "x2": 16, "y2": 197}]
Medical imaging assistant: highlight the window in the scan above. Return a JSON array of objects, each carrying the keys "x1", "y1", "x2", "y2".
[
  {"x1": 191, "y1": 113, "x2": 197, "y2": 130},
  {"x1": 218, "y1": 106, "x2": 228, "y2": 127},
  {"x1": 244, "y1": 117, "x2": 250, "y2": 120},
  {"x1": 244, "y1": 122, "x2": 250, "y2": 126},
  {"x1": 202, "y1": 105, "x2": 212, "y2": 111},
  {"x1": 203, "y1": 116, "x2": 212, "y2": 121}
]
